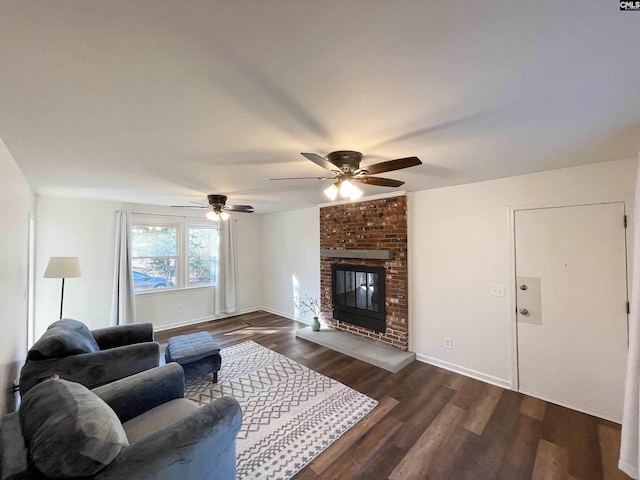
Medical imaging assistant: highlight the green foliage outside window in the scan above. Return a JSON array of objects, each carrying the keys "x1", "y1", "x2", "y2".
[
  {"x1": 132, "y1": 226, "x2": 177, "y2": 287},
  {"x1": 188, "y1": 227, "x2": 218, "y2": 286},
  {"x1": 131, "y1": 223, "x2": 218, "y2": 291}
]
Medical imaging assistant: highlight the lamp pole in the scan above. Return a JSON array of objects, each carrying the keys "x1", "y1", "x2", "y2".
[{"x1": 59, "y1": 277, "x2": 65, "y2": 319}]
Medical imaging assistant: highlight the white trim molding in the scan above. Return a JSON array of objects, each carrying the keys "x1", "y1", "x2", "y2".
[
  {"x1": 416, "y1": 353, "x2": 512, "y2": 390},
  {"x1": 519, "y1": 388, "x2": 622, "y2": 424},
  {"x1": 259, "y1": 306, "x2": 313, "y2": 325},
  {"x1": 153, "y1": 306, "x2": 262, "y2": 332}
]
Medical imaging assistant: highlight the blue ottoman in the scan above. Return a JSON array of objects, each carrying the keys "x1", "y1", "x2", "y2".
[{"x1": 165, "y1": 332, "x2": 221, "y2": 383}]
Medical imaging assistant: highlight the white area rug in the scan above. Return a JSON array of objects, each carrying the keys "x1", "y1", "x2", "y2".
[{"x1": 184, "y1": 340, "x2": 378, "y2": 480}]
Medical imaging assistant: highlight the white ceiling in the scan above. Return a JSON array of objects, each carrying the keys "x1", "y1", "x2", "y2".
[{"x1": 1, "y1": 1, "x2": 639, "y2": 213}]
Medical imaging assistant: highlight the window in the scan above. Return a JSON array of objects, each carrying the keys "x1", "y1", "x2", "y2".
[
  {"x1": 188, "y1": 227, "x2": 219, "y2": 287},
  {"x1": 132, "y1": 217, "x2": 218, "y2": 293},
  {"x1": 132, "y1": 225, "x2": 177, "y2": 291}
]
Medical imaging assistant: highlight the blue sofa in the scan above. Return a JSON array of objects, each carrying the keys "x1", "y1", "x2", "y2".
[
  {"x1": 0, "y1": 363, "x2": 242, "y2": 480},
  {"x1": 19, "y1": 319, "x2": 160, "y2": 395}
]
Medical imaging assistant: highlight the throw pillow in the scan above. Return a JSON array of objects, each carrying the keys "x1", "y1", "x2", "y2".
[
  {"x1": 20, "y1": 377, "x2": 129, "y2": 478},
  {"x1": 27, "y1": 318, "x2": 100, "y2": 360}
]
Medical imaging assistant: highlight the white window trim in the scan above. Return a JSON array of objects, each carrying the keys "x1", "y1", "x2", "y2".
[
  {"x1": 132, "y1": 214, "x2": 219, "y2": 295},
  {"x1": 186, "y1": 222, "x2": 219, "y2": 290}
]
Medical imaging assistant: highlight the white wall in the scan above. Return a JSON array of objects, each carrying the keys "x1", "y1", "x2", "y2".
[
  {"x1": 257, "y1": 158, "x2": 636, "y2": 390},
  {"x1": 0, "y1": 138, "x2": 34, "y2": 414},
  {"x1": 135, "y1": 286, "x2": 215, "y2": 330},
  {"x1": 132, "y1": 213, "x2": 263, "y2": 330},
  {"x1": 409, "y1": 158, "x2": 637, "y2": 387},
  {"x1": 26, "y1": 157, "x2": 637, "y2": 401},
  {"x1": 35, "y1": 197, "x2": 123, "y2": 333},
  {"x1": 261, "y1": 207, "x2": 320, "y2": 324},
  {"x1": 35, "y1": 199, "x2": 263, "y2": 335}
]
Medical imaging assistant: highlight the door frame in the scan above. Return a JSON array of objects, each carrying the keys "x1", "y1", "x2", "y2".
[
  {"x1": 27, "y1": 213, "x2": 36, "y2": 349},
  {"x1": 508, "y1": 200, "x2": 630, "y2": 400}
]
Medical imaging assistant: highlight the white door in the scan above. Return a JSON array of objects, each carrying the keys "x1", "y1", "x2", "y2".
[{"x1": 515, "y1": 202, "x2": 628, "y2": 422}]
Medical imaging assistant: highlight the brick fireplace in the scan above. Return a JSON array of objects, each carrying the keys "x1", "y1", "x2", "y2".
[{"x1": 319, "y1": 195, "x2": 409, "y2": 351}]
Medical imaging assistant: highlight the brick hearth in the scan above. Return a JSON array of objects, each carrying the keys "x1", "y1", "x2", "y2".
[{"x1": 319, "y1": 195, "x2": 409, "y2": 351}]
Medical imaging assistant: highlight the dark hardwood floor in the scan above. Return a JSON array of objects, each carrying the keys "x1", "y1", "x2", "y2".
[{"x1": 155, "y1": 311, "x2": 630, "y2": 480}]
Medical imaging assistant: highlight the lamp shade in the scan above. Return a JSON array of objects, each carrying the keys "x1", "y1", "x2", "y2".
[{"x1": 44, "y1": 257, "x2": 81, "y2": 279}]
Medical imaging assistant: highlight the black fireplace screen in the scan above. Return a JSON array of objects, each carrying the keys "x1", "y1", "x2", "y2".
[{"x1": 331, "y1": 264, "x2": 386, "y2": 333}]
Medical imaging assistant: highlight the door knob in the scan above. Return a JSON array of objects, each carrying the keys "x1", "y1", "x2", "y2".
[
  {"x1": 520, "y1": 308, "x2": 529, "y2": 315},
  {"x1": 519, "y1": 284, "x2": 528, "y2": 290}
]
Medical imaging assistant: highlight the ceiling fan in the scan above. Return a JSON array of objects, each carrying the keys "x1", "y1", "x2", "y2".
[
  {"x1": 172, "y1": 194, "x2": 254, "y2": 221},
  {"x1": 271, "y1": 151, "x2": 422, "y2": 201}
]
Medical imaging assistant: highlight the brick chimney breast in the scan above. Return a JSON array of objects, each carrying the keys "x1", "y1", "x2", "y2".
[{"x1": 320, "y1": 196, "x2": 409, "y2": 351}]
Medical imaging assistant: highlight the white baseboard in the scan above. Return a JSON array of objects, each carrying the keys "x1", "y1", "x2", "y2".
[
  {"x1": 259, "y1": 306, "x2": 294, "y2": 320},
  {"x1": 218, "y1": 306, "x2": 261, "y2": 318},
  {"x1": 416, "y1": 353, "x2": 512, "y2": 390},
  {"x1": 258, "y1": 306, "x2": 311, "y2": 325},
  {"x1": 153, "y1": 315, "x2": 214, "y2": 332},
  {"x1": 518, "y1": 387, "x2": 622, "y2": 424},
  {"x1": 153, "y1": 307, "x2": 262, "y2": 332}
]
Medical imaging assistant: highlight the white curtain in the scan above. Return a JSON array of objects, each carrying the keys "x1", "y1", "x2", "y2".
[
  {"x1": 621, "y1": 156, "x2": 640, "y2": 478},
  {"x1": 215, "y1": 218, "x2": 238, "y2": 315},
  {"x1": 110, "y1": 210, "x2": 136, "y2": 325}
]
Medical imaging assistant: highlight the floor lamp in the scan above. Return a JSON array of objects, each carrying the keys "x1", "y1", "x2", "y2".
[{"x1": 44, "y1": 257, "x2": 81, "y2": 319}]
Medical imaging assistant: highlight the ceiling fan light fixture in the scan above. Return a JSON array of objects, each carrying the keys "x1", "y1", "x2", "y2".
[
  {"x1": 324, "y1": 183, "x2": 339, "y2": 201},
  {"x1": 339, "y1": 180, "x2": 354, "y2": 197},
  {"x1": 275, "y1": 151, "x2": 422, "y2": 201},
  {"x1": 173, "y1": 194, "x2": 253, "y2": 216},
  {"x1": 349, "y1": 185, "x2": 363, "y2": 201}
]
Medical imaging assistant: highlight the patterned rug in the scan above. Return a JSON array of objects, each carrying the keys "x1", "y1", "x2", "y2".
[{"x1": 184, "y1": 340, "x2": 378, "y2": 480}]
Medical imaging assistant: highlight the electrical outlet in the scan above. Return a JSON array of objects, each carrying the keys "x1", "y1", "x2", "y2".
[
  {"x1": 490, "y1": 284, "x2": 505, "y2": 297},
  {"x1": 444, "y1": 337, "x2": 453, "y2": 349},
  {"x1": 177, "y1": 304, "x2": 183, "y2": 313}
]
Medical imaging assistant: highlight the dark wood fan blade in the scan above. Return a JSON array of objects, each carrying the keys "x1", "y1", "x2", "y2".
[
  {"x1": 170, "y1": 205, "x2": 209, "y2": 209},
  {"x1": 353, "y1": 176, "x2": 404, "y2": 187},
  {"x1": 360, "y1": 156, "x2": 422, "y2": 175},
  {"x1": 224, "y1": 205, "x2": 254, "y2": 212},
  {"x1": 301, "y1": 152, "x2": 338, "y2": 171},
  {"x1": 270, "y1": 176, "x2": 336, "y2": 180}
]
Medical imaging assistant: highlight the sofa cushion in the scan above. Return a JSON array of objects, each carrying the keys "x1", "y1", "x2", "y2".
[
  {"x1": 166, "y1": 332, "x2": 220, "y2": 363},
  {"x1": 122, "y1": 398, "x2": 198, "y2": 443},
  {"x1": 20, "y1": 377, "x2": 129, "y2": 478},
  {"x1": 27, "y1": 318, "x2": 100, "y2": 360}
]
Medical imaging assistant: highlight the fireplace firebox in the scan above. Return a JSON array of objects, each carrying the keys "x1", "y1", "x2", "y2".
[{"x1": 331, "y1": 264, "x2": 386, "y2": 333}]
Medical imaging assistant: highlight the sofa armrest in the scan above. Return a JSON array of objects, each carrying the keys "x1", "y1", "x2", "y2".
[
  {"x1": 91, "y1": 323, "x2": 154, "y2": 350},
  {"x1": 96, "y1": 396, "x2": 242, "y2": 480},
  {"x1": 0, "y1": 413, "x2": 29, "y2": 480},
  {"x1": 19, "y1": 342, "x2": 160, "y2": 396},
  {"x1": 93, "y1": 363, "x2": 185, "y2": 422}
]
